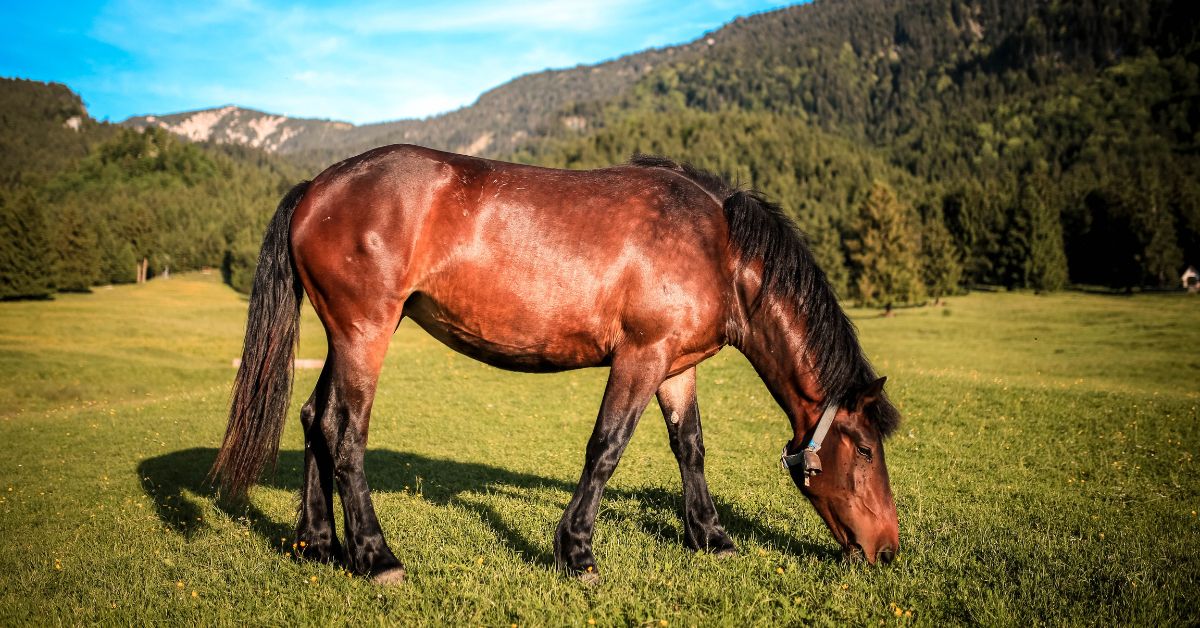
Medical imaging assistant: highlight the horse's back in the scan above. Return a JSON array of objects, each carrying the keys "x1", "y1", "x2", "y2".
[{"x1": 291, "y1": 145, "x2": 735, "y2": 371}]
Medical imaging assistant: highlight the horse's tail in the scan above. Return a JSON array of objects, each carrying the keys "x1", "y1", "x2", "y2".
[{"x1": 210, "y1": 180, "x2": 310, "y2": 499}]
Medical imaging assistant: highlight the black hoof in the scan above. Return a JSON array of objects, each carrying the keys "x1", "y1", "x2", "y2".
[
  {"x1": 554, "y1": 548, "x2": 600, "y2": 582},
  {"x1": 712, "y1": 546, "x2": 738, "y2": 559},
  {"x1": 293, "y1": 538, "x2": 344, "y2": 565},
  {"x1": 577, "y1": 568, "x2": 601, "y2": 585},
  {"x1": 559, "y1": 562, "x2": 600, "y2": 585},
  {"x1": 372, "y1": 567, "x2": 407, "y2": 585},
  {"x1": 688, "y1": 528, "x2": 737, "y2": 556}
]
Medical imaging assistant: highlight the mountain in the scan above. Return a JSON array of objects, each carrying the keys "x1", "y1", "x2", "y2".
[
  {"x1": 7, "y1": 0, "x2": 1199, "y2": 300},
  {"x1": 0, "y1": 77, "x2": 117, "y2": 188},
  {"x1": 123, "y1": 36, "x2": 723, "y2": 170},
  {"x1": 123, "y1": 105, "x2": 352, "y2": 154},
  {"x1": 510, "y1": 0, "x2": 1200, "y2": 292},
  {"x1": 0, "y1": 78, "x2": 303, "y2": 299}
]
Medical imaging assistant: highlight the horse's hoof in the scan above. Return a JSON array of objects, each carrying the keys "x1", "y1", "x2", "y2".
[
  {"x1": 713, "y1": 547, "x2": 738, "y2": 559},
  {"x1": 577, "y1": 569, "x2": 601, "y2": 586},
  {"x1": 372, "y1": 568, "x2": 407, "y2": 585}
]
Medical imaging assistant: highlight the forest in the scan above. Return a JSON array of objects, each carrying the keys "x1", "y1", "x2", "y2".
[
  {"x1": 510, "y1": 0, "x2": 1200, "y2": 301},
  {"x1": 0, "y1": 80, "x2": 301, "y2": 298},
  {"x1": 2, "y1": 0, "x2": 1198, "y2": 304}
]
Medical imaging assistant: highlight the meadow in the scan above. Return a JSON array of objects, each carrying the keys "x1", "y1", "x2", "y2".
[{"x1": 0, "y1": 273, "x2": 1197, "y2": 626}]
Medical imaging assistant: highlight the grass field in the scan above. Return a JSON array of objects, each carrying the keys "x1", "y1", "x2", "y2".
[{"x1": 1, "y1": 273, "x2": 1197, "y2": 625}]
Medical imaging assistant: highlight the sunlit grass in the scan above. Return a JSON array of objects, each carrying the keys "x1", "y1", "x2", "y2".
[{"x1": 1, "y1": 274, "x2": 1197, "y2": 624}]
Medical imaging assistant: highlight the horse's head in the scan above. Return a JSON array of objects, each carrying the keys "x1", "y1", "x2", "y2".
[{"x1": 784, "y1": 376, "x2": 899, "y2": 564}]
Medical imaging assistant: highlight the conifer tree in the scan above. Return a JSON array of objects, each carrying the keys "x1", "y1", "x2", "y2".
[
  {"x1": 1129, "y1": 172, "x2": 1183, "y2": 287},
  {"x1": 48, "y1": 201, "x2": 101, "y2": 292},
  {"x1": 1007, "y1": 179, "x2": 1068, "y2": 291},
  {"x1": 920, "y1": 203, "x2": 962, "y2": 302},
  {"x1": 0, "y1": 187, "x2": 54, "y2": 299},
  {"x1": 848, "y1": 181, "x2": 925, "y2": 307}
]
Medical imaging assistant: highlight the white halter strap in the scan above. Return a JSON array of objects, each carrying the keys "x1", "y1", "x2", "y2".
[{"x1": 808, "y1": 402, "x2": 839, "y2": 452}]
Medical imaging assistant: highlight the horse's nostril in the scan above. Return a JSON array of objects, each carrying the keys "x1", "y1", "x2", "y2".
[{"x1": 877, "y1": 547, "x2": 896, "y2": 565}]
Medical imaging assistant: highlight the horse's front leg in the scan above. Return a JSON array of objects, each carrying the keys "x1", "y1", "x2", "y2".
[
  {"x1": 657, "y1": 367, "x2": 736, "y2": 555},
  {"x1": 554, "y1": 349, "x2": 666, "y2": 582}
]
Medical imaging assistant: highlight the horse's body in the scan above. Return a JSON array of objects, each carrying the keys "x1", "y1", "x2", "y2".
[
  {"x1": 295, "y1": 146, "x2": 730, "y2": 376},
  {"x1": 214, "y1": 145, "x2": 900, "y2": 583}
]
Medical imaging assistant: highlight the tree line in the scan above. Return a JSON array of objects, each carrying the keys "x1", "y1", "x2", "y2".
[
  {"x1": 0, "y1": 79, "x2": 301, "y2": 299},
  {"x1": 508, "y1": 0, "x2": 1200, "y2": 304}
]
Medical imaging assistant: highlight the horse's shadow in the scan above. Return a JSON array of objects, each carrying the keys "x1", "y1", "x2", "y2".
[{"x1": 137, "y1": 448, "x2": 836, "y2": 568}]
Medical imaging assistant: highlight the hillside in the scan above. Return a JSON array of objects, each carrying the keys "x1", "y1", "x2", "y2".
[
  {"x1": 115, "y1": 0, "x2": 1200, "y2": 296},
  {"x1": 0, "y1": 78, "x2": 303, "y2": 299},
  {"x1": 123, "y1": 39, "x2": 718, "y2": 171},
  {"x1": 0, "y1": 77, "x2": 116, "y2": 187},
  {"x1": 7, "y1": 0, "x2": 1200, "y2": 300},
  {"x1": 512, "y1": 0, "x2": 1200, "y2": 292}
]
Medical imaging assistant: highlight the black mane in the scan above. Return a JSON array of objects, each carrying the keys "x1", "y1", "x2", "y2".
[{"x1": 628, "y1": 154, "x2": 900, "y2": 437}]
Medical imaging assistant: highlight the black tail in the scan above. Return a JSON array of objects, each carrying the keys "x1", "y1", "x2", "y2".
[{"x1": 210, "y1": 180, "x2": 310, "y2": 499}]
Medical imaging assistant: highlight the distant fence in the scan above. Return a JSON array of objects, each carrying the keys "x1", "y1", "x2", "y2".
[{"x1": 230, "y1": 358, "x2": 324, "y2": 369}]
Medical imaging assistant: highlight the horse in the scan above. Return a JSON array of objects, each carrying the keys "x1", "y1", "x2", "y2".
[{"x1": 211, "y1": 145, "x2": 901, "y2": 584}]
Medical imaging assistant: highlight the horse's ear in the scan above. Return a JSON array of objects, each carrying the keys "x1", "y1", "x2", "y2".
[{"x1": 855, "y1": 376, "x2": 887, "y2": 411}]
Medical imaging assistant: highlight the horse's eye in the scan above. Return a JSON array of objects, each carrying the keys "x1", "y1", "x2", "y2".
[{"x1": 856, "y1": 446, "x2": 873, "y2": 461}]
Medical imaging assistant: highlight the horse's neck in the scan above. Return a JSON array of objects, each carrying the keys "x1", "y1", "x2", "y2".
[{"x1": 733, "y1": 299, "x2": 824, "y2": 445}]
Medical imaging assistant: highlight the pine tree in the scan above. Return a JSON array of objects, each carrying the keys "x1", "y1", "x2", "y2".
[
  {"x1": 848, "y1": 181, "x2": 926, "y2": 307},
  {"x1": 795, "y1": 211, "x2": 850, "y2": 298},
  {"x1": 0, "y1": 187, "x2": 54, "y2": 299},
  {"x1": 920, "y1": 203, "x2": 962, "y2": 302},
  {"x1": 1130, "y1": 171, "x2": 1182, "y2": 287},
  {"x1": 48, "y1": 201, "x2": 101, "y2": 292},
  {"x1": 96, "y1": 222, "x2": 137, "y2": 285},
  {"x1": 1007, "y1": 179, "x2": 1068, "y2": 291}
]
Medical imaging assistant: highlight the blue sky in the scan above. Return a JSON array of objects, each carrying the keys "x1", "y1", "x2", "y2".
[{"x1": 1, "y1": 0, "x2": 792, "y2": 124}]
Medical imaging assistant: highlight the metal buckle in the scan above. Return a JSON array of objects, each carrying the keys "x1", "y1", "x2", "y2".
[
  {"x1": 781, "y1": 444, "x2": 823, "y2": 486},
  {"x1": 801, "y1": 447, "x2": 822, "y2": 486}
]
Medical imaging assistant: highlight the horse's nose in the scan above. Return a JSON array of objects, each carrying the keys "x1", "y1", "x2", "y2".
[{"x1": 876, "y1": 546, "x2": 896, "y2": 565}]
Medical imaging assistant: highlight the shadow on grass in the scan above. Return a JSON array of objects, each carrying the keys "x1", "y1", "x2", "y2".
[{"x1": 138, "y1": 447, "x2": 836, "y2": 567}]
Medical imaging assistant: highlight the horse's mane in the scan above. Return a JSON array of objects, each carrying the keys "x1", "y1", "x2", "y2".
[{"x1": 628, "y1": 154, "x2": 900, "y2": 437}]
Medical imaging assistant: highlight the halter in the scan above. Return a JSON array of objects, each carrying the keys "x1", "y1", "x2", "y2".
[{"x1": 780, "y1": 403, "x2": 839, "y2": 486}]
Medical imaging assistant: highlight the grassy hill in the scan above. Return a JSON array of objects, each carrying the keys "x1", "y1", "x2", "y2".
[{"x1": 1, "y1": 273, "x2": 1196, "y2": 624}]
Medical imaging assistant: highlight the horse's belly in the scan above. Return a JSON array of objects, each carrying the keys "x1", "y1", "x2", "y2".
[{"x1": 402, "y1": 292, "x2": 610, "y2": 373}]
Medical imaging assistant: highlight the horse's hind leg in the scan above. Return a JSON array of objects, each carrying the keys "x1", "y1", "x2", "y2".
[
  {"x1": 321, "y1": 327, "x2": 405, "y2": 583},
  {"x1": 295, "y1": 358, "x2": 343, "y2": 563},
  {"x1": 657, "y1": 368, "x2": 736, "y2": 555}
]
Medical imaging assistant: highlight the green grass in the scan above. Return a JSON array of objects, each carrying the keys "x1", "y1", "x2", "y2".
[{"x1": 1, "y1": 273, "x2": 1197, "y2": 625}]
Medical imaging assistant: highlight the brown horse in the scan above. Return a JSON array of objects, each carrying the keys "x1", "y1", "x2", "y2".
[{"x1": 212, "y1": 145, "x2": 900, "y2": 584}]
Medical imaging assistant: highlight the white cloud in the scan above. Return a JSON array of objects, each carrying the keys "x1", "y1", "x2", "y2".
[{"x1": 77, "y1": 0, "x2": 790, "y2": 123}]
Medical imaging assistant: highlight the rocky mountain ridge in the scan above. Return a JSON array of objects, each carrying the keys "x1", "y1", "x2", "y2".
[{"x1": 121, "y1": 25, "x2": 730, "y2": 169}]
